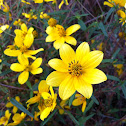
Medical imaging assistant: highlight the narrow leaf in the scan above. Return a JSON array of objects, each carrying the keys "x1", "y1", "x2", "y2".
[
  {"x1": 107, "y1": 75, "x2": 120, "y2": 81},
  {"x1": 10, "y1": 98, "x2": 34, "y2": 117},
  {"x1": 91, "y1": 95, "x2": 99, "y2": 105},
  {"x1": 66, "y1": 111, "x2": 80, "y2": 126}
]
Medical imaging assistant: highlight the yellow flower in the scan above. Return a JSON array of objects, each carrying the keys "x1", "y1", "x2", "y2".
[
  {"x1": 40, "y1": 12, "x2": 50, "y2": 19},
  {"x1": 10, "y1": 55, "x2": 43, "y2": 84},
  {"x1": 4, "y1": 23, "x2": 43, "y2": 59},
  {"x1": 32, "y1": 30, "x2": 38, "y2": 38},
  {"x1": 46, "y1": 24, "x2": 80, "y2": 49},
  {"x1": 7, "y1": 112, "x2": 26, "y2": 126},
  {"x1": 46, "y1": 42, "x2": 107, "y2": 100},
  {"x1": 13, "y1": 19, "x2": 23, "y2": 26},
  {"x1": 59, "y1": 0, "x2": 69, "y2": 9},
  {"x1": 0, "y1": 24, "x2": 9, "y2": 34},
  {"x1": 2, "y1": 2, "x2": 9, "y2": 12},
  {"x1": 6, "y1": 96, "x2": 21, "y2": 114},
  {"x1": 22, "y1": 12, "x2": 37, "y2": 21},
  {"x1": 40, "y1": 86, "x2": 57, "y2": 120},
  {"x1": 26, "y1": 80, "x2": 49, "y2": 106},
  {"x1": 33, "y1": 0, "x2": 44, "y2": 3},
  {"x1": 33, "y1": 0, "x2": 56, "y2": 3},
  {"x1": 91, "y1": 40, "x2": 103, "y2": 51},
  {"x1": 21, "y1": 0, "x2": 30, "y2": 4},
  {"x1": 104, "y1": 0, "x2": 126, "y2": 8},
  {"x1": 48, "y1": 18, "x2": 57, "y2": 27},
  {"x1": 0, "y1": 110, "x2": 11, "y2": 126},
  {"x1": 117, "y1": 10, "x2": 126, "y2": 25},
  {"x1": 118, "y1": 32, "x2": 126, "y2": 40},
  {"x1": 58, "y1": 99, "x2": 70, "y2": 114},
  {"x1": 0, "y1": 0, "x2": 3, "y2": 9},
  {"x1": 72, "y1": 94, "x2": 86, "y2": 112},
  {"x1": 0, "y1": 59, "x2": 2, "y2": 62},
  {"x1": 113, "y1": 64, "x2": 123, "y2": 76}
]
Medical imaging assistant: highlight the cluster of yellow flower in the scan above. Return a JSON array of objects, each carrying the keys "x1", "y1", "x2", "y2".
[
  {"x1": 0, "y1": 0, "x2": 108, "y2": 125},
  {"x1": 104, "y1": 0, "x2": 126, "y2": 25},
  {"x1": 22, "y1": 0, "x2": 69, "y2": 9}
]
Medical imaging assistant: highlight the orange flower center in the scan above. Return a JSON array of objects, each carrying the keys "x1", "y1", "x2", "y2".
[
  {"x1": 20, "y1": 46, "x2": 28, "y2": 53},
  {"x1": 44, "y1": 98, "x2": 53, "y2": 107},
  {"x1": 25, "y1": 66, "x2": 31, "y2": 71},
  {"x1": 68, "y1": 60, "x2": 83, "y2": 76},
  {"x1": 56, "y1": 26, "x2": 66, "y2": 37}
]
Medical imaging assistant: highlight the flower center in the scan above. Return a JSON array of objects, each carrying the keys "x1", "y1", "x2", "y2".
[
  {"x1": 56, "y1": 26, "x2": 66, "y2": 37},
  {"x1": 68, "y1": 60, "x2": 83, "y2": 77},
  {"x1": 20, "y1": 46, "x2": 28, "y2": 53},
  {"x1": 25, "y1": 66, "x2": 31, "y2": 71},
  {"x1": 44, "y1": 98, "x2": 53, "y2": 107}
]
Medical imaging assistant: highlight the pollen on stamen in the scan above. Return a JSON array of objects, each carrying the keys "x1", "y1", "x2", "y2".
[{"x1": 68, "y1": 60, "x2": 83, "y2": 77}]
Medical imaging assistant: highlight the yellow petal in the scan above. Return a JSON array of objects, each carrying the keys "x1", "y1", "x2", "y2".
[
  {"x1": 10, "y1": 63, "x2": 25, "y2": 72},
  {"x1": 103, "y1": 1, "x2": 113, "y2": 7},
  {"x1": 53, "y1": 38, "x2": 65, "y2": 49},
  {"x1": 18, "y1": 71, "x2": 29, "y2": 84},
  {"x1": 12, "y1": 106, "x2": 18, "y2": 114},
  {"x1": 65, "y1": 36, "x2": 77, "y2": 46},
  {"x1": 82, "y1": 50, "x2": 103, "y2": 69},
  {"x1": 30, "y1": 68, "x2": 43, "y2": 75},
  {"x1": 59, "y1": 75, "x2": 76, "y2": 100},
  {"x1": 59, "y1": 0, "x2": 64, "y2": 9},
  {"x1": 38, "y1": 80, "x2": 49, "y2": 93},
  {"x1": 76, "y1": 42, "x2": 90, "y2": 64},
  {"x1": 66, "y1": 24, "x2": 80, "y2": 36},
  {"x1": 12, "y1": 113, "x2": 21, "y2": 121},
  {"x1": 46, "y1": 26, "x2": 54, "y2": 34},
  {"x1": 26, "y1": 95, "x2": 40, "y2": 105},
  {"x1": 21, "y1": 23, "x2": 27, "y2": 32},
  {"x1": 72, "y1": 98, "x2": 83, "y2": 106},
  {"x1": 82, "y1": 101, "x2": 86, "y2": 112},
  {"x1": 15, "y1": 96, "x2": 20, "y2": 102},
  {"x1": 40, "y1": 107, "x2": 51, "y2": 121},
  {"x1": 41, "y1": 92, "x2": 51, "y2": 99},
  {"x1": 6, "y1": 102, "x2": 13, "y2": 107},
  {"x1": 74, "y1": 76, "x2": 93, "y2": 99},
  {"x1": 18, "y1": 55, "x2": 29, "y2": 66},
  {"x1": 5, "y1": 110, "x2": 11, "y2": 119},
  {"x1": 48, "y1": 58, "x2": 68, "y2": 72},
  {"x1": 25, "y1": 48, "x2": 44, "y2": 55},
  {"x1": 46, "y1": 71, "x2": 69, "y2": 87},
  {"x1": 30, "y1": 58, "x2": 42, "y2": 69},
  {"x1": 60, "y1": 44, "x2": 76, "y2": 65},
  {"x1": 4, "y1": 49, "x2": 21, "y2": 57},
  {"x1": 24, "y1": 30, "x2": 34, "y2": 48},
  {"x1": 59, "y1": 109, "x2": 64, "y2": 114},
  {"x1": 83, "y1": 68, "x2": 107, "y2": 84},
  {"x1": 50, "y1": 86, "x2": 54, "y2": 99},
  {"x1": 46, "y1": 35, "x2": 56, "y2": 42}
]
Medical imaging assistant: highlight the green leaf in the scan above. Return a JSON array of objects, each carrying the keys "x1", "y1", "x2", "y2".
[
  {"x1": 41, "y1": 109, "x2": 58, "y2": 126},
  {"x1": 111, "y1": 48, "x2": 121, "y2": 61},
  {"x1": 78, "y1": 20, "x2": 87, "y2": 31},
  {"x1": 47, "y1": 10, "x2": 69, "y2": 15},
  {"x1": 91, "y1": 95, "x2": 99, "y2": 105},
  {"x1": 10, "y1": 98, "x2": 34, "y2": 118},
  {"x1": 102, "y1": 59, "x2": 113, "y2": 63},
  {"x1": 84, "y1": 100, "x2": 94, "y2": 114},
  {"x1": 121, "y1": 81, "x2": 126, "y2": 99},
  {"x1": 107, "y1": 75, "x2": 120, "y2": 81},
  {"x1": 66, "y1": 111, "x2": 80, "y2": 126},
  {"x1": 98, "y1": 22, "x2": 108, "y2": 37},
  {"x1": 104, "y1": 8, "x2": 115, "y2": 23},
  {"x1": 69, "y1": 92, "x2": 76, "y2": 107},
  {"x1": 79, "y1": 113, "x2": 95, "y2": 125}
]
